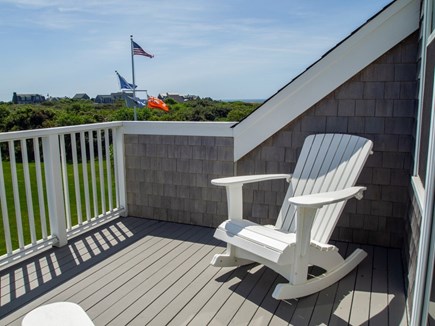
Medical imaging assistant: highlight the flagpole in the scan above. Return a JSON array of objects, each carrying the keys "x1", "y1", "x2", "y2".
[{"x1": 130, "y1": 35, "x2": 137, "y2": 121}]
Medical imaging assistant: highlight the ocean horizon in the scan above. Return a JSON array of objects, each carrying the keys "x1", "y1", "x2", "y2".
[{"x1": 221, "y1": 98, "x2": 265, "y2": 103}]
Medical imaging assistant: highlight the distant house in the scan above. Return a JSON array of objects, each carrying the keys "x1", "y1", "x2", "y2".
[
  {"x1": 12, "y1": 92, "x2": 45, "y2": 104},
  {"x1": 95, "y1": 95, "x2": 114, "y2": 104},
  {"x1": 73, "y1": 93, "x2": 90, "y2": 100},
  {"x1": 94, "y1": 93, "x2": 129, "y2": 104},
  {"x1": 47, "y1": 97, "x2": 66, "y2": 102},
  {"x1": 110, "y1": 92, "x2": 126, "y2": 102},
  {"x1": 158, "y1": 92, "x2": 196, "y2": 103}
]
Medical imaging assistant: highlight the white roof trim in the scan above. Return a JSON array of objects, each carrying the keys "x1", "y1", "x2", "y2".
[{"x1": 233, "y1": 0, "x2": 420, "y2": 161}]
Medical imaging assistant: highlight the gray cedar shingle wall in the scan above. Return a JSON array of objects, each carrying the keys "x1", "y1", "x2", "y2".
[
  {"x1": 236, "y1": 32, "x2": 418, "y2": 248},
  {"x1": 125, "y1": 135, "x2": 234, "y2": 227},
  {"x1": 404, "y1": 191, "x2": 422, "y2": 314}
]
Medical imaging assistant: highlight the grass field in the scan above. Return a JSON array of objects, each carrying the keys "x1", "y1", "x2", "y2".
[{"x1": 0, "y1": 160, "x2": 116, "y2": 256}]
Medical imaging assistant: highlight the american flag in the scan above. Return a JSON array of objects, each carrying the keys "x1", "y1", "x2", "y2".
[{"x1": 132, "y1": 40, "x2": 154, "y2": 58}]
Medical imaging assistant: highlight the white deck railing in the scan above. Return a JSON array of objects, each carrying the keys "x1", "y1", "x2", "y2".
[{"x1": 0, "y1": 122, "x2": 126, "y2": 268}]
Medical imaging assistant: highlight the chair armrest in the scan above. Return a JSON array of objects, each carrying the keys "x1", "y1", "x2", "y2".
[
  {"x1": 211, "y1": 174, "x2": 291, "y2": 186},
  {"x1": 211, "y1": 174, "x2": 291, "y2": 220},
  {"x1": 288, "y1": 186, "x2": 366, "y2": 208},
  {"x1": 289, "y1": 186, "x2": 366, "y2": 258}
]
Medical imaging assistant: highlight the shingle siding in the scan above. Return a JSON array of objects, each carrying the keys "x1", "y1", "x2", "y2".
[
  {"x1": 125, "y1": 135, "x2": 234, "y2": 227},
  {"x1": 405, "y1": 190, "x2": 422, "y2": 315},
  {"x1": 236, "y1": 31, "x2": 418, "y2": 248}
]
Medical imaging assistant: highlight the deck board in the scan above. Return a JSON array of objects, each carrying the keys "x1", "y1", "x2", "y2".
[
  {"x1": 326, "y1": 242, "x2": 358, "y2": 326},
  {"x1": 167, "y1": 263, "x2": 234, "y2": 326},
  {"x1": 108, "y1": 236, "x2": 219, "y2": 325},
  {"x1": 348, "y1": 244, "x2": 373, "y2": 326},
  {"x1": 370, "y1": 247, "x2": 389, "y2": 325},
  {"x1": 248, "y1": 275, "x2": 282, "y2": 325},
  {"x1": 0, "y1": 217, "x2": 408, "y2": 325},
  {"x1": 147, "y1": 258, "x2": 224, "y2": 325},
  {"x1": 229, "y1": 267, "x2": 277, "y2": 325},
  {"x1": 92, "y1": 225, "x2": 213, "y2": 325},
  {"x1": 387, "y1": 249, "x2": 408, "y2": 325},
  {"x1": 0, "y1": 217, "x2": 147, "y2": 305},
  {"x1": 187, "y1": 263, "x2": 252, "y2": 325},
  {"x1": 210, "y1": 264, "x2": 267, "y2": 325}
]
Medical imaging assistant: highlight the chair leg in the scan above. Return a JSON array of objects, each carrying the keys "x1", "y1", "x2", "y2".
[
  {"x1": 210, "y1": 245, "x2": 253, "y2": 267},
  {"x1": 272, "y1": 249, "x2": 367, "y2": 300},
  {"x1": 309, "y1": 247, "x2": 345, "y2": 271}
]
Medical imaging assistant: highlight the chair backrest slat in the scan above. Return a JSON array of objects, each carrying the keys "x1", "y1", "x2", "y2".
[{"x1": 275, "y1": 134, "x2": 372, "y2": 244}]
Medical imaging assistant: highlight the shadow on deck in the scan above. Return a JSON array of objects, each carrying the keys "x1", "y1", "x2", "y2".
[{"x1": 0, "y1": 217, "x2": 408, "y2": 325}]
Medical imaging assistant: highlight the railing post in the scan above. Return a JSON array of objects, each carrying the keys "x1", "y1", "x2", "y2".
[
  {"x1": 42, "y1": 134, "x2": 67, "y2": 247},
  {"x1": 114, "y1": 126, "x2": 127, "y2": 216}
]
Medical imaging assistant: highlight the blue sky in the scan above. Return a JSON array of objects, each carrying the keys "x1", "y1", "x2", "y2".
[{"x1": 0, "y1": 0, "x2": 392, "y2": 102}]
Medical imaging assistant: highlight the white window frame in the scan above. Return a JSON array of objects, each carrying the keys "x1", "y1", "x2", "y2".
[
  {"x1": 411, "y1": 2, "x2": 435, "y2": 324},
  {"x1": 411, "y1": 66, "x2": 435, "y2": 326},
  {"x1": 413, "y1": 0, "x2": 435, "y2": 211}
]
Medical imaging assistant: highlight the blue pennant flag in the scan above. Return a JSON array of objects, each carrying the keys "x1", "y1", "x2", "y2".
[
  {"x1": 116, "y1": 71, "x2": 137, "y2": 90},
  {"x1": 126, "y1": 95, "x2": 147, "y2": 107}
]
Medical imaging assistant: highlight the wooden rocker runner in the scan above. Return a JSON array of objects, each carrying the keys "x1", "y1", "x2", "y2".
[{"x1": 210, "y1": 133, "x2": 373, "y2": 300}]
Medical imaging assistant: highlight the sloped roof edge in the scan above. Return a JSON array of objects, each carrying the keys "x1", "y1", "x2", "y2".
[{"x1": 233, "y1": 0, "x2": 420, "y2": 161}]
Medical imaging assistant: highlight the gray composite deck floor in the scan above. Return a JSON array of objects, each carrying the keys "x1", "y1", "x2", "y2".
[{"x1": 1, "y1": 216, "x2": 408, "y2": 325}]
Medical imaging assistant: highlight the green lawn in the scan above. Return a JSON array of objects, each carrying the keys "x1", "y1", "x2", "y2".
[{"x1": 0, "y1": 160, "x2": 116, "y2": 256}]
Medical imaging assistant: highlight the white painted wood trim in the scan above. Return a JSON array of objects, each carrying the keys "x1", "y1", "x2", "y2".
[
  {"x1": 411, "y1": 61, "x2": 435, "y2": 326},
  {"x1": 33, "y1": 138, "x2": 48, "y2": 239},
  {"x1": 21, "y1": 140, "x2": 36, "y2": 244},
  {"x1": 97, "y1": 130, "x2": 106, "y2": 215},
  {"x1": 105, "y1": 129, "x2": 113, "y2": 212},
  {"x1": 42, "y1": 135, "x2": 67, "y2": 247},
  {"x1": 71, "y1": 133, "x2": 83, "y2": 225},
  {"x1": 0, "y1": 124, "x2": 127, "y2": 269},
  {"x1": 272, "y1": 249, "x2": 367, "y2": 300},
  {"x1": 0, "y1": 122, "x2": 123, "y2": 141},
  {"x1": 233, "y1": 0, "x2": 420, "y2": 161},
  {"x1": 122, "y1": 121, "x2": 235, "y2": 137},
  {"x1": 80, "y1": 131, "x2": 91, "y2": 222},
  {"x1": 413, "y1": 0, "x2": 431, "y2": 177},
  {"x1": 411, "y1": 176, "x2": 425, "y2": 213},
  {"x1": 0, "y1": 146, "x2": 12, "y2": 254},
  {"x1": 288, "y1": 186, "x2": 366, "y2": 208},
  {"x1": 211, "y1": 174, "x2": 291, "y2": 186},
  {"x1": 9, "y1": 140, "x2": 24, "y2": 248}
]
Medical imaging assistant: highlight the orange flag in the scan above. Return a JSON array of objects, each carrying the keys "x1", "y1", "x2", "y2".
[{"x1": 147, "y1": 96, "x2": 169, "y2": 112}]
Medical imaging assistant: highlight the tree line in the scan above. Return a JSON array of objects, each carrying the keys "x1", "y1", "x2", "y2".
[{"x1": 0, "y1": 97, "x2": 260, "y2": 133}]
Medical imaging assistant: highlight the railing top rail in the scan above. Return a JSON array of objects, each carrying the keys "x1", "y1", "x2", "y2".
[
  {"x1": 0, "y1": 121, "x2": 236, "y2": 141},
  {"x1": 123, "y1": 121, "x2": 236, "y2": 137},
  {"x1": 0, "y1": 121, "x2": 123, "y2": 142}
]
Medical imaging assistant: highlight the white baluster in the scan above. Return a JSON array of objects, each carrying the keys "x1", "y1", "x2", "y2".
[
  {"x1": 88, "y1": 130, "x2": 98, "y2": 218},
  {"x1": 33, "y1": 137, "x2": 48, "y2": 239},
  {"x1": 97, "y1": 130, "x2": 106, "y2": 215},
  {"x1": 60, "y1": 134, "x2": 72, "y2": 230},
  {"x1": 114, "y1": 126, "x2": 126, "y2": 215},
  {"x1": 71, "y1": 133, "x2": 82, "y2": 225},
  {"x1": 0, "y1": 145, "x2": 12, "y2": 254},
  {"x1": 21, "y1": 139, "x2": 36, "y2": 244},
  {"x1": 80, "y1": 131, "x2": 91, "y2": 221},
  {"x1": 105, "y1": 129, "x2": 113, "y2": 212},
  {"x1": 9, "y1": 140, "x2": 24, "y2": 248}
]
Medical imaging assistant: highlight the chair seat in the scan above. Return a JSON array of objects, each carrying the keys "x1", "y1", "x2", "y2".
[
  {"x1": 214, "y1": 219, "x2": 296, "y2": 264},
  {"x1": 22, "y1": 302, "x2": 94, "y2": 326}
]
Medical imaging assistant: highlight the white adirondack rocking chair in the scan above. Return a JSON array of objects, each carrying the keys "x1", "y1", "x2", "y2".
[{"x1": 210, "y1": 133, "x2": 373, "y2": 299}]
